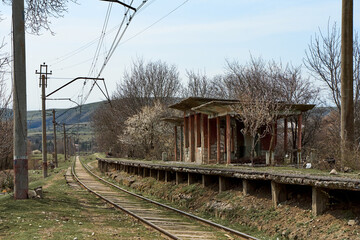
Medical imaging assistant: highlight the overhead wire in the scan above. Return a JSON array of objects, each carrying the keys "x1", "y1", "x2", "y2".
[
  {"x1": 88, "y1": 3, "x2": 113, "y2": 77},
  {"x1": 83, "y1": 0, "x2": 152, "y2": 105},
  {"x1": 84, "y1": 0, "x2": 188, "y2": 105},
  {"x1": 120, "y1": 0, "x2": 189, "y2": 46}
]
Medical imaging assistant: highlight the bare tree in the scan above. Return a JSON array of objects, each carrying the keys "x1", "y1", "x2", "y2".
[
  {"x1": 116, "y1": 58, "x2": 181, "y2": 112},
  {"x1": 0, "y1": 40, "x2": 12, "y2": 170},
  {"x1": 304, "y1": 22, "x2": 343, "y2": 109},
  {"x1": 304, "y1": 22, "x2": 360, "y2": 126},
  {"x1": 2, "y1": 0, "x2": 78, "y2": 34},
  {"x1": 184, "y1": 70, "x2": 214, "y2": 97}
]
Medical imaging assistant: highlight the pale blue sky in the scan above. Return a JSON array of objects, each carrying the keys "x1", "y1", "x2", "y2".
[{"x1": 0, "y1": 0, "x2": 359, "y2": 110}]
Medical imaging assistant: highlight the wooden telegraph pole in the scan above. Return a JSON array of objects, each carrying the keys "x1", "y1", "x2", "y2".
[
  {"x1": 36, "y1": 63, "x2": 52, "y2": 178},
  {"x1": 341, "y1": 0, "x2": 354, "y2": 163},
  {"x1": 12, "y1": 0, "x2": 28, "y2": 199},
  {"x1": 52, "y1": 110, "x2": 58, "y2": 168}
]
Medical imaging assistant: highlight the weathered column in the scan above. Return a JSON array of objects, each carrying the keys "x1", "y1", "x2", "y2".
[
  {"x1": 189, "y1": 115, "x2": 195, "y2": 162},
  {"x1": 216, "y1": 117, "x2": 221, "y2": 164},
  {"x1": 207, "y1": 117, "x2": 211, "y2": 163},
  {"x1": 165, "y1": 171, "x2": 169, "y2": 182},
  {"x1": 243, "y1": 179, "x2": 255, "y2": 196},
  {"x1": 271, "y1": 181, "x2": 287, "y2": 208},
  {"x1": 284, "y1": 117, "x2": 288, "y2": 153},
  {"x1": 340, "y1": 0, "x2": 354, "y2": 164},
  {"x1": 157, "y1": 170, "x2": 165, "y2": 181},
  {"x1": 188, "y1": 173, "x2": 197, "y2": 185},
  {"x1": 219, "y1": 176, "x2": 230, "y2": 193},
  {"x1": 176, "y1": 172, "x2": 187, "y2": 185},
  {"x1": 226, "y1": 115, "x2": 231, "y2": 165},
  {"x1": 184, "y1": 113, "x2": 188, "y2": 162},
  {"x1": 201, "y1": 114, "x2": 206, "y2": 164},
  {"x1": 312, "y1": 187, "x2": 329, "y2": 216},
  {"x1": 180, "y1": 126, "x2": 183, "y2": 161},
  {"x1": 143, "y1": 168, "x2": 149, "y2": 177},
  {"x1": 174, "y1": 126, "x2": 178, "y2": 161},
  {"x1": 13, "y1": 0, "x2": 28, "y2": 199},
  {"x1": 297, "y1": 113, "x2": 302, "y2": 164}
]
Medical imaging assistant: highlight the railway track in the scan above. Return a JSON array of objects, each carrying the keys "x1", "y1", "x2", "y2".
[{"x1": 71, "y1": 157, "x2": 258, "y2": 240}]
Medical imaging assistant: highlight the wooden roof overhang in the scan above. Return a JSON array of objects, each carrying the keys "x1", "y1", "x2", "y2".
[
  {"x1": 191, "y1": 100, "x2": 239, "y2": 118},
  {"x1": 169, "y1": 97, "x2": 315, "y2": 119},
  {"x1": 169, "y1": 97, "x2": 238, "y2": 112},
  {"x1": 161, "y1": 117, "x2": 183, "y2": 126},
  {"x1": 192, "y1": 101, "x2": 316, "y2": 119}
]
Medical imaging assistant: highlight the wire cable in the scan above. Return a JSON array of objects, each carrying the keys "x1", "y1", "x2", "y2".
[
  {"x1": 121, "y1": 0, "x2": 189, "y2": 46},
  {"x1": 88, "y1": 3, "x2": 113, "y2": 77}
]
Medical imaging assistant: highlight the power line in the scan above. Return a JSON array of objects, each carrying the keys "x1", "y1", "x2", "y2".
[
  {"x1": 88, "y1": 3, "x2": 113, "y2": 77},
  {"x1": 120, "y1": 0, "x2": 189, "y2": 46},
  {"x1": 82, "y1": 0, "x2": 150, "y2": 105}
]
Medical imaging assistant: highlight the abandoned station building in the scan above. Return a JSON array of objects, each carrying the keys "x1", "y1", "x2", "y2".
[{"x1": 164, "y1": 97, "x2": 315, "y2": 165}]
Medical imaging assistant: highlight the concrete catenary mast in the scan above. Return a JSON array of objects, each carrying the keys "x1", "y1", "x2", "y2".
[
  {"x1": 340, "y1": 0, "x2": 354, "y2": 163},
  {"x1": 12, "y1": 0, "x2": 28, "y2": 199}
]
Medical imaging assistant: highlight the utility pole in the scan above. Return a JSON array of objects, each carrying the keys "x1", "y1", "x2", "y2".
[
  {"x1": 52, "y1": 110, "x2": 58, "y2": 168},
  {"x1": 67, "y1": 136, "x2": 71, "y2": 158},
  {"x1": 12, "y1": 0, "x2": 28, "y2": 199},
  {"x1": 341, "y1": 0, "x2": 354, "y2": 164},
  {"x1": 63, "y1": 123, "x2": 67, "y2": 161},
  {"x1": 36, "y1": 63, "x2": 52, "y2": 178}
]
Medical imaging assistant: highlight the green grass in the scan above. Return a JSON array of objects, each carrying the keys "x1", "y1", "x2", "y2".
[{"x1": 0, "y1": 156, "x2": 164, "y2": 240}]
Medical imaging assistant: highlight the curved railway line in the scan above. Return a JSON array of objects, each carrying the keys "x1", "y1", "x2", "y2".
[{"x1": 71, "y1": 157, "x2": 259, "y2": 240}]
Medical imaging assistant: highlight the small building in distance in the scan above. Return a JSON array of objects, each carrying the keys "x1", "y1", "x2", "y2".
[{"x1": 163, "y1": 97, "x2": 315, "y2": 165}]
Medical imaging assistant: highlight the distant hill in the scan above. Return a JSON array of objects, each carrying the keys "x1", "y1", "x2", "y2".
[
  {"x1": 27, "y1": 101, "x2": 105, "y2": 132},
  {"x1": 25, "y1": 101, "x2": 106, "y2": 151}
]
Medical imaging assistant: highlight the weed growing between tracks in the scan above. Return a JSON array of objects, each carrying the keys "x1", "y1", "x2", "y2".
[{"x1": 0, "y1": 157, "x2": 164, "y2": 240}]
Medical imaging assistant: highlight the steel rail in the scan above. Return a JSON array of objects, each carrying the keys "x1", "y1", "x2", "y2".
[
  {"x1": 80, "y1": 160, "x2": 259, "y2": 240},
  {"x1": 71, "y1": 160, "x2": 180, "y2": 240}
]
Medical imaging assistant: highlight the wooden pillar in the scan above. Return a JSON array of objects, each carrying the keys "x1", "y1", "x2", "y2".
[
  {"x1": 297, "y1": 113, "x2": 302, "y2": 164},
  {"x1": 189, "y1": 115, "x2": 195, "y2": 162},
  {"x1": 226, "y1": 115, "x2": 231, "y2": 165},
  {"x1": 207, "y1": 117, "x2": 211, "y2": 164},
  {"x1": 174, "y1": 126, "x2": 178, "y2": 161},
  {"x1": 216, "y1": 117, "x2": 221, "y2": 164},
  {"x1": 180, "y1": 126, "x2": 183, "y2": 162},
  {"x1": 195, "y1": 114, "x2": 199, "y2": 148},
  {"x1": 284, "y1": 117, "x2": 288, "y2": 153},
  {"x1": 231, "y1": 126, "x2": 234, "y2": 153},
  {"x1": 202, "y1": 114, "x2": 208, "y2": 164},
  {"x1": 184, "y1": 112, "x2": 188, "y2": 150}
]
